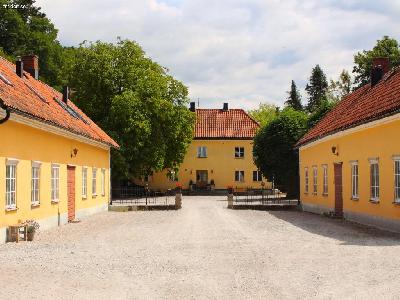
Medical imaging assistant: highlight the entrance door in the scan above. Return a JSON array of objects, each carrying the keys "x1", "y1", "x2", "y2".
[
  {"x1": 67, "y1": 166, "x2": 76, "y2": 222},
  {"x1": 334, "y1": 163, "x2": 343, "y2": 217},
  {"x1": 196, "y1": 170, "x2": 208, "y2": 188}
]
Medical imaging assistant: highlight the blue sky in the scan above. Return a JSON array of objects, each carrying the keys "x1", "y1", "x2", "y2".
[{"x1": 37, "y1": 0, "x2": 400, "y2": 109}]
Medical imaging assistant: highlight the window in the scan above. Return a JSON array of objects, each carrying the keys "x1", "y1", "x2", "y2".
[
  {"x1": 197, "y1": 146, "x2": 207, "y2": 158},
  {"x1": 92, "y1": 168, "x2": 97, "y2": 196},
  {"x1": 351, "y1": 162, "x2": 359, "y2": 199},
  {"x1": 6, "y1": 159, "x2": 18, "y2": 209},
  {"x1": 101, "y1": 169, "x2": 106, "y2": 196},
  {"x1": 370, "y1": 159, "x2": 379, "y2": 201},
  {"x1": 51, "y1": 164, "x2": 60, "y2": 202},
  {"x1": 31, "y1": 161, "x2": 41, "y2": 206},
  {"x1": 235, "y1": 147, "x2": 244, "y2": 158},
  {"x1": 82, "y1": 167, "x2": 88, "y2": 198},
  {"x1": 253, "y1": 170, "x2": 262, "y2": 182},
  {"x1": 305, "y1": 167, "x2": 309, "y2": 193},
  {"x1": 394, "y1": 158, "x2": 400, "y2": 203},
  {"x1": 313, "y1": 166, "x2": 317, "y2": 195},
  {"x1": 235, "y1": 171, "x2": 245, "y2": 182},
  {"x1": 322, "y1": 165, "x2": 328, "y2": 195}
]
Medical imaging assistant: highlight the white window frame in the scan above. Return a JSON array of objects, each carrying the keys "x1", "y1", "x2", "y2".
[
  {"x1": 322, "y1": 165, "x2": 328, "y2": 195},
  {"x1": 312, "y1": 166, "x2": 318, "y2": 195},
  {"x1": 101, "y1": 168, "x2": 106, "y2": 196},
  {"x1": 31, "y1": 161, "x2": 41, "y2": 206},
  {"x1": 197, "y1": 146, "x2": 207, "y2": 158},
  {"x1": 253, "y1": 170, "x2": 262, "y2": 182},
  {"x1": 350, "y1": 161, "x2": 359, "y2": 199},
  {"x1": 6, "y1": 158, "x2": 19, "y2": 210},
  {"x1": 82, "y1": 167, "x2": 88, "y2": 199},
  {"x1": 92, "y1": 167, "x2": 97, "y2": 196},
  {"x1": 51, "y1": 164, "x2": 60, "y2": 202},
  {"x1": 369, "y1": 158, "x2": 379, "y2": 202},
  {"x1": 235, "y1": 147, "x2": 245, "y2": 158},
  {"x1": 305, "y1": 167, "x2": 309, "y2": 194},
  {"x1": 235, "y1": 170, "x2": 245, "y2": 182},
  {"x1": 394, "y1": 156, "x2": 400, "y2": 203}
]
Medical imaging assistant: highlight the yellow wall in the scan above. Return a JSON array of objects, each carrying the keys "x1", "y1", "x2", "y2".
[
  {"x1": 139, "y1": 139, "x2": 270, "y2": 190},
  {"x1": 0, "y1": 119, "x2": 110, "y2": 231},
  {"x1": 299, "y1": 118, "x2": 400, "y2": 221}
]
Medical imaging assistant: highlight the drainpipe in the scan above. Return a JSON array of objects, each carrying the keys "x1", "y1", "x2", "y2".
[{"x1": 0, "y1": 98, "x2": 11, "y2": 125}]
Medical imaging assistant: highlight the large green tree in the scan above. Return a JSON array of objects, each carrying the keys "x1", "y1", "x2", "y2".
[
  {"x1": 305, "y1": 64, "x2": 328, "y2": 113},
  {"x1": 0, "y1": 0, "x2": 66, "y2": 88},
  {"x1": 248, "y1": 103, "x2": 279, "y2": 127},
  {"x1": 67, "y1": 39, "x2": 195, "y2": 180},
  {"x1": 327, "y1": 70, "x2": 352, "y2": 102},
  {"x1": 353, "y1": 36, "x2": 400, "y2": 88},
  {"x1": 253, "y1": 108, "x2": 308, "y2": 198},
  {"x1": 285, "y1": 80, "x2": 303, "y2": 110}
]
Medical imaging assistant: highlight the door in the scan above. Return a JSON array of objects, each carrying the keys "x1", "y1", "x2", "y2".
[
  {"x1": 67, "y1": 166, "x2": 76, "y2": 222},
  {"x1": 196, "y1": 170, "x2": 208, "y2": 188},
  {"x1": 334, "y1": 163, "x2": 343, "y2": 217}
]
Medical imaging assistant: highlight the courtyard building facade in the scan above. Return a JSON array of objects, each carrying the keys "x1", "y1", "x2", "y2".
[
  {"x1": 296, "y1": 58, "x2": 400, "y2": 232},
  {"x1": 0, "y1": 55, "x2": 118, "y2": 243},
  {"x1": 139, "y1": 103, "x2": 270, "y2": 191}
]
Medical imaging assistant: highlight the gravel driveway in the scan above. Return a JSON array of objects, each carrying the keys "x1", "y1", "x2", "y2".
[{"x1": 1, "y1": 196, "x2": 400, "y2": 299}]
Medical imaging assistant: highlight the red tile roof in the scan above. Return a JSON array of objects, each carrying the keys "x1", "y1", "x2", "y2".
[
  {"x1": 0, "y1": 56, "x2": 118, "y2": 148},
  {"x1": 195, "y1": 109, "x2": 259, "y2": 139},
  {"x1": 297, "y1": 67, "x2": 400, "y2": 147}
]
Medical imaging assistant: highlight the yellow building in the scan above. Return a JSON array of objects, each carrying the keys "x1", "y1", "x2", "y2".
[
  {"x1": 0, "y1": 55, "x2": 118, "y2": 243},
  {"x1": 140, "y1": 103, "x2": 270, "y2": 191},
  {"x1": 297, "y1": 58, "x2": 400, "y2": 232}
]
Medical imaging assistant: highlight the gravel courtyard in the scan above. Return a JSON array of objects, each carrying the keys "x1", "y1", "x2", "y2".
[{"x1": 1, "y1": 196, "x2": 400, "y2": 299}]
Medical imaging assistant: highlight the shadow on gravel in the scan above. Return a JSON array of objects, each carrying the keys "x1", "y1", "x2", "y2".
[{"x1": 269, "y1": 210, "x2": 400, "y2": 246}]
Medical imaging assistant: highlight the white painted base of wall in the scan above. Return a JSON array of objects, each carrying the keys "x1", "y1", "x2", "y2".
[
  {"x1": 301, "y1": 202, "x2": 332, "y2": 215},
  {"x1": 344, "y1": 211, "x2": 400, "y2": 233},
  {"x1": 38, "y1": 212, "x2": 68, "y2": 231},
  {"x1": 0, "y1": 227, "x2": 6, "y2": 245},
  {"x1": 76, "y1": 203, "x2": 108, "y2": 220}
]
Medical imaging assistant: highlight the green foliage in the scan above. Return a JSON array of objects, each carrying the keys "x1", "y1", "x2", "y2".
[
  {"x1": 307, "y1": 98, "x2": 336, "y2": 129},
  {"x1": 248, "y1": 103, "x2": 279, "y2": 127},
  {"x1": 305, "y1": 64, "x2": 328, "y2": 113},
  {"x1": 67, "y1": 39, "x2": 195, "y2": 179},
  {"x1": 285, "y1": 80, "x2": 303, "y2": 110},
  {"x1": 0, "y1": 0, "x2": 66, "y2": 88},
  {"x1": 327, "y1": 70, "x2": 351, "y2": 102},
  {"x1": 253, "y1": 108, "x2": 308, "y2": 198},
  {"x1": 353, "y1": 36, "x2": 400, "y2": 88}
]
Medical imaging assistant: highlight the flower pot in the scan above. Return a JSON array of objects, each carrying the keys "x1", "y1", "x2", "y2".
[{"x1": 27, "y1": 231, "x2": 35, "y2": 241}]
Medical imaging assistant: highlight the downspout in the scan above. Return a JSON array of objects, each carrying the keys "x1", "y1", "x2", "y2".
[{"x1": 0, "y1": 98, "x2": 10, "y2": 124}]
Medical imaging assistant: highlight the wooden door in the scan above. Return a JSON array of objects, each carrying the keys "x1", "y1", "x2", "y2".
[
  {"x1": 334, "y1": 163, "x2": 343, "y2": 217},
  {"x1": 196, "y1": 170, "x2": 208, "y2": 188},
  {"x1": 67, "y1": 166, "x2": 76, "y2": 222}
]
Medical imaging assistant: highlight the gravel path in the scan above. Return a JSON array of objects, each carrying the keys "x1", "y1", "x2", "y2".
[{"x1": 1, "y1": 196, "x2": 400, "y2": 299}]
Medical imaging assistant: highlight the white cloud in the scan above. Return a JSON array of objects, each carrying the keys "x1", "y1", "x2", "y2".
[{"x1": 37, "y1": 0, "x2": 400, "y2": 109}]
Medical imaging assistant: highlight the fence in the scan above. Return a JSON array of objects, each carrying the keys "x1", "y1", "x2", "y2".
[
  {"x1": 111, "y1": 186, "x2": 175, "y2": 206},
  {"x1": 232, "y1": 187, "x2": 298, "y2": 206}
]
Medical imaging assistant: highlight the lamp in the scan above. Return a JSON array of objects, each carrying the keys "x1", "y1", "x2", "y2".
[
  {"x1": 71, "y1": 148, "x2": 78, "y2": 158},
  {"x1": 331, "y1": 146, "x2": 339, "y2": 156}
]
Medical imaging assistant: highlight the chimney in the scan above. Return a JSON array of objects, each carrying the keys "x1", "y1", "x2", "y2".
[
  {"x1": 371, "y1": 57, "x2": 390, "y2": 87},
  {"x1": 21, "y1": 55, "x2": 39, "y2": 79},
  {"x1": 16, "y1": 58, "x2": 24, "y2": 78},
  {"x1": 62, "y1": 86, "x2": 69, "y2": 104},
  {"x1": 189, "y1": 102, "x2": 195, "y2": 112},
  {"x1": 223, "y1": 103, "x2": 228, "y2": 111}
]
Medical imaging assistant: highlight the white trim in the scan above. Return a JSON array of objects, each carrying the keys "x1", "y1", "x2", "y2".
[
  {"x1": 6, "y1": 158, "x2": 19, "y2": 165},
  {"x1": 349, "y1": 160, "x2": 358, "y2": 165},
  {"x1": 392, "y1": 155, "x2": 400, "y2": 160},
  {"x1": 299, "y1": 113, "x2": 400, "y2": 150},
  {"x1": 0, "y1": 110, "x2": 112, "y2": 150},
  {"x1": 32, "y1": 160, "x2": 42, "y2": 167},
  {"x1": 368, "y1": 157, "x2": 379, "y2": 164}
]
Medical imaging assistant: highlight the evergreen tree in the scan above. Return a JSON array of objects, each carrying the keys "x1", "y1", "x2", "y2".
[
  {"x1": 285, "y1": 80, "x2": 302, "y2": 110},
  {"x1": 305, "y1": 64, "x2": 328, "y2": 113}
]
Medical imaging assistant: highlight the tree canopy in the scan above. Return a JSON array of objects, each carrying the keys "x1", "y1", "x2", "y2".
[
  {"x1": 353, "y1": 36, "x2": 400, "y2": 88},
  {"x1": 305, "y1": 64, "x2": 328, "y2": 113},
  {"x1": 327, "y1": 70, "x2": 351, "y2": 102},
  {"x1": 285, "y1": 80, "x2": 303, "y2": 110},
  {"x1": 66, "y1": 39, "x2": 195, "y2": 180},
  {"x1": 248, "y1": 103, "x2": 279, "y2": 127},
  {"x1": 253, "y1": 108, "x2": 308, "y2": 198}
]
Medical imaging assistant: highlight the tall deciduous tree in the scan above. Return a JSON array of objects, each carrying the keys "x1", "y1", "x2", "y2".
[
  {"x1": 0, "y1": 0, "x2": 66, "y2": 88},
  {"x1": 253, "y1": 108, "x2": 308, "y2": 198},
  {"x1": 67, "y1": 39, "x2": 195, "y2": 180},
  {"x1": 305, "y1": 64, "x2": 328, "y2": 113},
  {"x1": 285, "y1": 80, "x2": 302, "y2": 110},
  {"x1": 328, "y1": 70, "x2": 352, "y2": 102},
  {"x1": 353, "y1": 36, "x2": 400, "y2": 88},
  {"x1": 248, "y1": 103, "x2": 279, "y2": 127}
]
